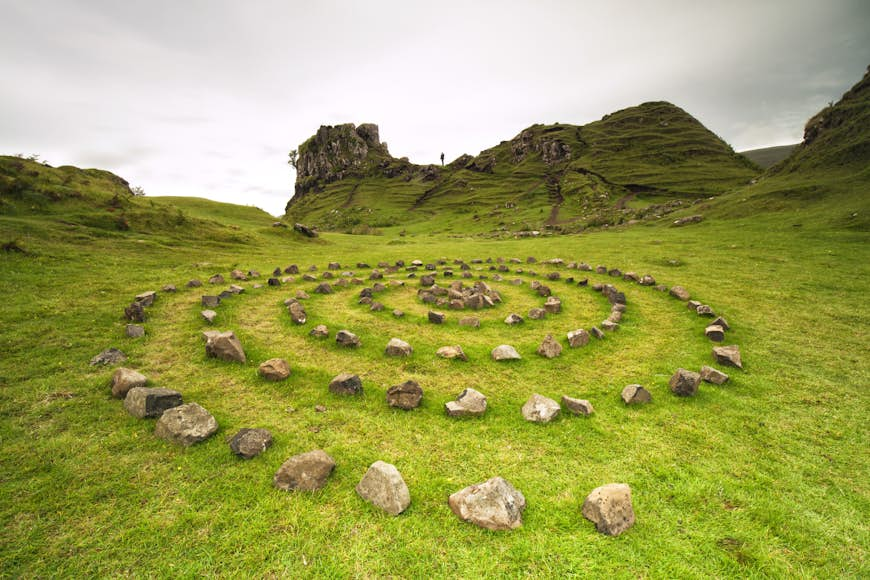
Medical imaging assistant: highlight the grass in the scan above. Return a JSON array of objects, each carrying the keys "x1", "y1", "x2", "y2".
[{"x1": 1, "y1": 196, "x2": 868, "y2": 576}]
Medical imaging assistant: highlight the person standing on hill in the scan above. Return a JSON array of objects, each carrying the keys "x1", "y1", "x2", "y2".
[{"x1": 440, "y1": 152, "x2": 445, "y2": 166}]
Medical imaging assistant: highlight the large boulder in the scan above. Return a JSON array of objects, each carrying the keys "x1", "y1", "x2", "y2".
[
  {"x1": 385, "y1": 338, "x2": 413, "y2": 357},
  {"x1": 386, "y1": 380, "x2": 423, "y2": 409},
  {"x1": 273, "y1": 450, "x2": 335, "y2": 491},
  {"x1": 582, "y1": 483, "x2": 636, "y2": 536},
  {"x1": 521, "y1": 394, "x2": 561, "y2": 423},
  {"x1": 229, "y1": 428, "x2": 273, "y2": 459},
  {"x1": 110, "y1": 368, "x2": 147, "y2": 398},
  {"x1": 356, "y1": 461, "x2": 411, "y2": 516},
  {"x1": 258, "y1": 358, "x2": 291, "y2": 381},
  {"x1": 154, "y1": 403, "x2": 218, "y2": 446},
  {"x1": 205, "y1": 331, "x2": 246, "y2": 363},
  {"x1": 448, "y1": 477, "x2": 526, "y2": 531},
  {"x1": 491, "y1": 344, "x2": 521, "y2": 361},
  {"x1": 124, "y1": 387, "x2": 182, "y2": 418},
  {"x1": 712, "y1": 345, "x2": 743, "y2": 369},
  {"x1": 445, "y1": 388, "x2": 487, "y2": 417},
  {"x1": 329, "y1": 373, "x2": 363, "y2": 396},
  {"x1": 669, "y1": 368, "x2": 701, "y2": 397}
]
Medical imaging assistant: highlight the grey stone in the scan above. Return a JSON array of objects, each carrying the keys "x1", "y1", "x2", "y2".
[
  {"x1": 458, "y1": 317, "x2": 480, "y2": 328},
  {"x1": 705, "y1": 324, "x2": 725, "y2": 342},
  {"x1": 309, "y1": 324, "x2": 329, "y2": 338},
  {"x1": 601, "y1": 320, "x2": 619, "y2": 332},
  {"x1": 491, "y1": 344, "x2": 521, "y2": 361},
  {"x1": 448, "y1": 477, "x2": 525, "y2": 531},
  {"x1": 201, "y1": 310, "x2": 217, "y2": 323},
  {"x1": 711, "y1": 316, "x2": 730, "y2": 331},
  {"x1": 336, "y1": 330, "x2": 361, "y2": 348},
  {"x1": 125, "y1": 324, "x2": 145, "y2": 338},
  {"x1": 208, "y1": 274, "x2": 224, "y2": 285},
  {"x1": 561, "y1": 396, "x2": 594, "y2": 415},
  {"x1": 696, "y1": 304, "x2": 715, "y2": 317},
  {"x1": 258, "y1": 358, "x2": 291, "y2": 381},
  {"x1": 329, "y1": 373, "x2": 363, "y2": 396},
  {"x1": 187, "y1": 279, "x2": 203, "y2": 288},
  {"x1": 428, "y1": 311, "x2": 446, "y2": 324},
  {"x1": 274, "y1": 450, "x2": 335, "y2": 491},
  {"x1": 135, "y1": 291, "x2": 157, "y2": 307},
  {"x1": 521, "y1": 394, "x2": 561, "y2": 423},
  {"x1": 386, "y1": 380, "x2": 423, "y2": 409},
  {"x1": 528, "y1": 307, "x2": 546, "y2": 320},
  {"x1": 582, "y1": 483, "x2": 635, "y2": 536},
  {"x1": 154, "y1": 402, "x2": 217, "y2": 446},
  {"x1": 445, "y1": 388, "x2": 487, "y2": 417},
  {"x1": 205, "y1": 331, "x2": 246, "y2": 363},
  {"x1": 313, "y1": 282, "x2": 333, "y2": 294},
  {"x1": 436, "y1": 345, "x2": 467, "y2": 361},
  {"x1": 201, "y1": 295, "x2": 220, "y2": 308},
  {"x1": 590, "y1": 327, "x2": 605, "y2": 340},
  {"x1": 385, "y1": 338, "x2": 413, "y2": 357},
  {"x1": 669, "y1": 286, "x2": 690, "y2": 301},
  {"x1": 110, "y1": 367, "x2": 147, "y2": 398},
  {"x1": 124, "y1": 387, "x2": 182, "y2": 418},
  {"x1": 229, "y1": 428, "x2": 273, "y2": 459},
  {"x1": 288, "y1": 302, "x2": 307, "y2": 324},
  {"x1": 713, "y1": 345, "x2": 743, "y2": 369},
  {"x1": 537, "y1": 335, "x2": 562, "y2": 359},
  {"x1": 621, "y1": 384, "x2": 651, "y2": 405},
  {"x1": 392, "y1": 309, "x2": 404, "y2": 318},
  {"x1": 504, "y1": 313, "x2": 524, "y2": 325},
  {"x1": 90, "y1": 348, "x2": 126, "y2": 366},
  {"x1": 356, "y1": 461, "x2": 411, "y2": 516},
  {"x1": 544, "y1": 296, "x2": 562, "y2": 314},
  {"x1": 700, "y1": 366, "x2": 729, "y2": 385},
  {"x1": 669, "y1": 368, "x2": 701, "y2": 396}
]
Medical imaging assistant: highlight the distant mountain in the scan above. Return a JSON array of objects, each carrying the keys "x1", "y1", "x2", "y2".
[
  {"x1": 284, "y1": 102, "x2": 760, "y2": 234},
  {"x1": 739, "y1": 144, "x2": 798, "y2": 169}
]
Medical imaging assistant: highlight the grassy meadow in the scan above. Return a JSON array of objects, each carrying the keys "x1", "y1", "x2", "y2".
[{"x1": 1, "y1": 193, "x2": 867, "y2": 577}]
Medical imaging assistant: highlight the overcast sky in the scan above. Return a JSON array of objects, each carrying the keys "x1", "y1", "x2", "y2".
[{"x1": 2, "y1": 0, "x2": 868, "y2": 216}]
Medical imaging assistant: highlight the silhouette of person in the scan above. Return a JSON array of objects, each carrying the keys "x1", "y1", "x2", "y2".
[{"x1": 440, "y1": 152, "x2": 445, "y2": 166}]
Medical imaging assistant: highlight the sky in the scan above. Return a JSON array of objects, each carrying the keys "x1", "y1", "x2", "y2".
[{"x1": 1, "y1": 0, "x2": 868, "y2": 216}]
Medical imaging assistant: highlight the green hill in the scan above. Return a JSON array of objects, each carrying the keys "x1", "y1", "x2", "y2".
[
  {"x1": 739, "y1": 144, "x2": 798, "y2": 168},
  {"x1": 284, "y1": 102, "x2": 760, "y2": 235}
]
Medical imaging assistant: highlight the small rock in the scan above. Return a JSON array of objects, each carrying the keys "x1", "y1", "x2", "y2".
[
  {"x1": 705, "y1": 324, "x2": 725, "y2": 342},
  {"x1": 309, "y1": 324, "x2": 329, "y2": 338},
  {"x1": 491, "y1": 344, "x2": 521, "y2": 361},
  {"x1": 386, "y1": 380, "x2": 423, "y2": 409},
  {"x1": 208, "y1": 274, "x2": 225, "y2": 285},
  {"x1": 621, "y1": 385, "x2": 652, "y2": 405},
  {"x1": 154, "y1": 402, "x2": 217, "y2": 446},
  {"x1": 561, "y1": 396, "x2": 594, "y2": 416},
  {"x1": 582, "y1": 483, "x2": 635, "y2": 536},
  {"x1": 711, "y1": 316, "x2": 730, "y2": 331},
  {"x1": 521, "y1": 394, "x2": 561, "y2": 423},
  {"x1": 567, "y1": 329, "x2": 590, "y2": 348},
  {"x1": 445, "y1": 388, "x2": 487, "y2": 417},
  {"x1": 458, "y1": 317, "x2": 480, "y2": 328},
  {"x1": 428, "y1": 311, "x2": 446, "y2": 324},
  {"x1": 543, "y1": 296, "x2": 562, "y2": 314},
  {"x1": 448, "y1": 477, "x2": 525, "y2": 531},
  {"x1": 296, "y1": 290, "x2": 310, "y2": 299},
  {"x1": 267, "y1": 278, "x2": 281, "y2": 286},
  {"x1": 124, "y1": 387, "x2": 182, "y2": 418},
  {"x1": 639, "y1": 275, "x2": 656, "y2": 286},
  {"x1": 229, "y1": 428, "x2": 273, "y2": 459},
  {"x1": 420, "y1": 274, "x2": 436, "y2": 286},
  {"x1": 385, "y1": 338, "x2": 413, "y2": 357},
  {"x1": 528, "y1": 308, "x2": 546, "y2": 320},
  {"x1": 288, "y1": 301, "x2": 307, "y2": 324},
  {"x1": 314, "y1": 404, "x2": 327, "y2": 413},
  {"x1": 314, "y1": 282, "x2": 333, "y2": 294},
  {"x1": 258, "y1": 358, "x2": 291, "y2": 381},
  {"x1": 110, "y1": 367, "x2": 147, "y2": 398},
  {"x1": 125, "y1": 324, "x2": 145, "y2": 338},
  {"x1": 601, "y1": 320, "x2": 619, "y2": 332},
  {"x1": 90, "y1": 348, "x2": 126, "y2": 366},
  {"x1": 712, "y1": 345, "x2": 743, "y2": 369},
  {"x1": 124, "y1": 301, "x2": 146, "y2": 322},
  {"x1": 135, "y1": 291, "x2": 157, "y2": 307},
  {"x1": 436, "y1": 345, "x2": 468, "y2": 361},
  {"x1": 201, "y1": 310, "x2": 217, "y2": 323},
  {"x1": 669, "y1": 286, "x2": 690, "y2": 301},
  {"x1": 273, "y1": 450, "x2": 335, "y2": 491},
  {"x1": 201, "y1": 295, "x2": 220, "y2": 308},
  {"x1": 187, "y1": 279, "x2": 203, "y2": 288},
  {"x1": 356, "y1": 461, "x2": 411, "y2": 516},
  {"x1": 537, "y1": 335, "x2": 562, "y2": 359},
  {"x1": 504, "y1": 313, "x2": 524, "y2": 325},
  {"x1": 336, "y1": 330, "x2": 361, "y2": 348},
  {"x1": 205, "y1": 331, "x2": 246, "y2": 363},
  {"x1": 590, "y1": 327, "x2": 605, "y2": 340},
  {"x1": 700, "y1": 366, "x2": 729, "y2": 385},
  {"x1": 392, "y1": 309, "x2": 404, "y2": 318},
  {"x1": 696, "y1": 304, "x2": 715, "y2": 317},
  {"x1": 669, "y1": 368, "x2": 701, "y2": 396},
  {"x1": 329, "y1": 373, "x2": 363, "y2": 396},
  {"x1": 535, "y1": 285, "x2": 552, "y2": 297}
]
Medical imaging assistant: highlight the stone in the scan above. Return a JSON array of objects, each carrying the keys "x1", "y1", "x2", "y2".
[
  {"x1": 124, "y1": 387, "x2": 182, "y2": 418},
  {"x1": 154, "y1": 402, "x2": 217, "y2": 446},
  {"x1": 392, "y1": 309, "x2": 404, "y2": 318},
  {"x1": 321, "y1": 271, "x2": 334, "y2": 280},
  {"x1": 700, "y1": 366, "x2": 729, "y2": 385},
  {"x1": 608, "y1": 310, "x2": 623, "y2": 323},
  {"x1": 208, "y1": 274, "x2": 225, "y2": 285},
  {"x1": 201, "y1": 310, "x2": 217, "y2": 323},
  {"x1": 705, "y1": 324, "x2": 725, "y2": 342},
  {"x1": 535, "y1": 285, "x2": 552, "y2": 297},
  {"x1": 386, "y1": 380, "x2": 423, "y2": 409},
  {"x1": 230, "y1": 269, "x2": 247, "y2": 281},
  {"x1": 428, "y1": 311, "x2": 446, "y2": 324},
  {"x1": 448, "y1": 477, "x2": 525, "y2": 531},
  {"x1": 528, "y1": 307, "x2": 546, "y2": 320},
  {"x1": 436, "y1": 345, "x2": 468, "y2": 361},
  {"x1": 356, "y1": 461, "x2": 411, "y2": 516},
  {"x1": 582, "y1": 483, "x2": 635, "y2": 536},
  {"x1": 504, "y1": 313, "x2": 524, "y2": 325},
  {"x1": 296, "y1": 290, "x2": 310, "y2": 299},
  {"x1": 205, "y1": 331, "x2": 246, "y2": 363},
  {"x1": 293, "y1": 223, "x2": 318, "y2": 237},
  {"x1": 336, "y1": 330, "x2": 361, "y2": 348},
  {"x1": 521, "y1": 394, "x2": 561, "y2": 423},
  {"x1": 370, "y1": 302, "x2": 385, "y2": 312},
  {"x1": 669, "y1": 368, "x2": 701, "y2": 396},
  {"x1": 125, "y1": 324, "x2": 145, "y2": 338},
  {"x1": 688, "y1": 301, "x2": 701, "y2": 311},
  {"x1": 596, "y1": 265, "x2": 607, "y2": 274},
  {"x1": 672, "y1": 214, "x2": 703, "y2": 226},
  {"x1": 288, "y1": 301, "x2": 307, "y2": 324},
  {"x1": 420, "y1": 274, "x2": 436, "y2": 287},
  {"x1": 124, "y1": 301, "x2": 146, "y2": 322},
  {"x1": 229, "y1": 428, "x2": 273, "y2": 459},
  {"x1": 623, "y1": 272, "x2": 640, "y2": 283},
  {"x1": 590, "y1": 327, "x2": 605, "y2": 340},
  {"x1": 135, "y1": 291, "x2": 157, "y2": 307},
  {"x1": 258, "y1": 358, "x2": 291, "y2": 381},
  {"x1": 314, "y1": 404, "x2": 327, "y2": 413},
  {"x1": 458, "y1": 317, "x2": 480, "y2": 328},
  {"x1": 712, "y1": 345, "x2": 743, "y2": 369},
  {"x1": 110, "y1": 367, "x2": 147, "y2": 398},
  {"x1": 385, "y1": 338, "x2": 413, "y2": 357},
  {"x1": 313, "y1": 282, "x2": 333, "y2": 294},
  {"x1": 547, "y1": 272, "x2": 560, "y2": 281},
  {"x1": 329, "y1": 373, "x2": 363, "y2": 396},
  {"x1": 543, "y1": 296, "x2": 562, "y2": 314},
  {"x1": 669, "y1": 286, "x2": 690, "y2": 301},
  {"x1": 445, "y1": 388, "x2": 487, "y2": 417},
  {"x1": 491, "y1": 344, "x2": 521, "y2": 361},
  {"x1": 612, "y1": 303, "x2": 627, "y2": 313},
  {"x1": 328, "y1": 262, "x2": 341, "y2": 270},
  {"x1": 696, "y1": 304, "x2": 715, "y2": 317},
  {"x1": 639, "y1": 274, "x2": 656, "y2": 286},
  {"x1": 309, "y1": 324, "x2": 329, "y2": 338},
  {"x1": 187, "y1": 279, "x2": 203, "y2": 288},
  {"x1": 201, "y1": 295, "x2": 220, "y2": 308},
  {"x1": 561, "y1": 396, "x2": 594, "y2": 416},
  {"x1": 284, "y1": 264, "x2": 299, "y2": 274},
  {"x1": 711, "y1": 316, "x2": 730, "y2": 331},
  {"x1": 567, "y1": 329, "x2": 590, "y2": 348},
  {"x1": 621, "y1": 385, "x2": 652, "y2": 405},
  {"x1": 90, "y1": 348, "x2": 126, "y2": 366},
  {"x1": 537, "y1": 335, "x2": 562, "y2": 358},
  {"x1": 274, "y1": 450, "x2": 335, "y2": 491},
  {"x1": 601, "y1": 320, "x2": 619, "y2": 332}
]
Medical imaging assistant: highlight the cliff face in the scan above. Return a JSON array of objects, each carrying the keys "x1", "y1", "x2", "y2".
[{"x1": 294, "y1": 123, "x2": 390, "y2": 196}]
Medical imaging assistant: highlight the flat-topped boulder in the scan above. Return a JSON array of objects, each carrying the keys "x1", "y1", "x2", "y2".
[
  {"x1": 386, "y1": 380, "x2": 423, "y2": 409},
  {"x1": 229, "y1": 428, "x2": 273, "y2": 459},
  {"x1": 258, "y1": 358, "x2": 291, "y2": 381},
  {"x1": 124, "y1": 387, "x2": 182, "y2": 418},
  {"x1": 528, "y1": 307, "x2": 546, "y2": 320},
  {"x1": 436, "y1": 345, "x2": 467, "y2": 361},
  {"x1": 445, "y1": 388, "x2": 487, "y2": 417},
  {"x1": 712, "y1": 345, "x2": 743, "y2": 369},
  {"x1": 543, "y1": 296, "x2": 562, "y2": 314},
  {"x1": 205, "y1": 331, "x2": 246, "y2": 363},
  {"x1": 274, "y1": 450, "x2": 335, "y2": 491},
  {"x1": 110, "y1": 367, "x2": 147, "y2": 398},
  {"x1": 582, "y1": 483, "x2": 635, "y2": 536},
  {"x1": 201, "y1": 295, "x2": 220, "y2": 308},
  {"x1": 449, "y1": 477, "x2": 526, "y2": 531},
  {"x1": 154, "y1": 402, "x2": 218, "y2": 446},
  {"x1": 491, "y1": 344, "x2": 521, "y2": 361},
  {"x1": 356, "y1": 461, "x2": 411, "y2": 516},
  {"x1": 521, "y1": 394, "x2": 561, "y2": 423},
  {"x1": 385, "y1": 338, "x2": 413, "y2": 357},
  {"x1": 329, "y1": 373, "x2": 363, "y2": 396},
  {"x1": 705, "y1": 324, "x2": 725, "y2": 342}
]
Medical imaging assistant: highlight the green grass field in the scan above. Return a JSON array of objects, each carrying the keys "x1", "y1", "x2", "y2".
[{"x1": 1, "y1": 196, "x2": 867, "y2": 576}]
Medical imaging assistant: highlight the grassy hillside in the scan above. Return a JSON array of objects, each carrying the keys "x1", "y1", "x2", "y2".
[
  {"x1": 285, "y1": 103, "x2": 760, "y2": 235},
  {"x1": 739, "y1": 144, "x2": 798, "y2": 169}
]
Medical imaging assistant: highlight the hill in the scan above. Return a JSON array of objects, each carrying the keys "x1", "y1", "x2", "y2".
[
  {"x1": 739, "y1": 144, "x2": 798, "y2": 168},
  {"x1": 284, "y1": 102, "x2": 760, "y2": 235}
]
